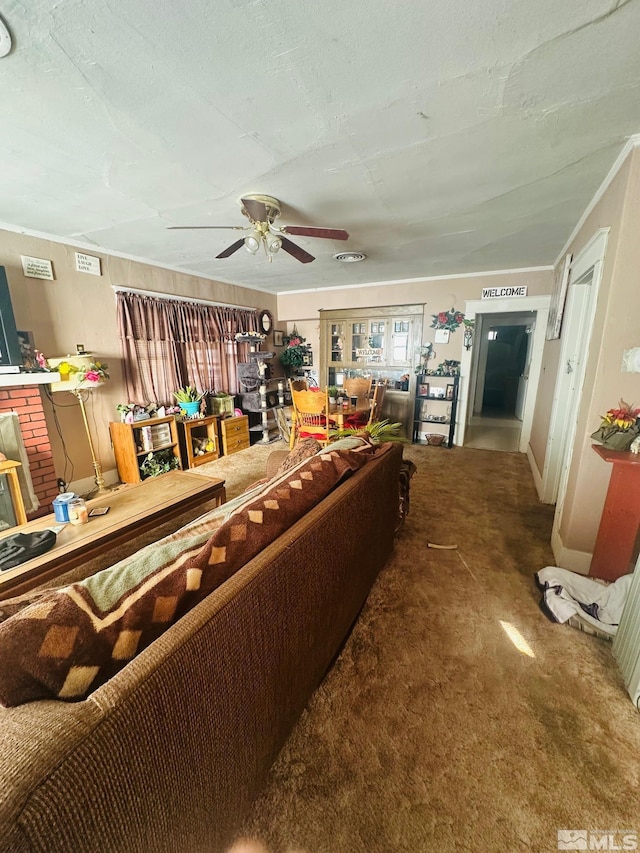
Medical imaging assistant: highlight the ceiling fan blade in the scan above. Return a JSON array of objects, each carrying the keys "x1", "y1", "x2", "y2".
[
  {"x1": 216, "y1": 238, "x2": 246, "y2": 259},
  {"x1": 167, "y1": 225, "x2": 246, "y2": 230},
  {"x1": 281, "y1": 226, "x2": 349, "y2": 241},
  {"x1": 280, "y1": 236, "x2": 315, "y2": 264},
  {"x1": 241, "y1": 197, "x2": 269, "y2": 222}
]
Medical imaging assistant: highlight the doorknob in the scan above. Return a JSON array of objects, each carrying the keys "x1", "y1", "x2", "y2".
[{"x1": 566, "y1": 360, "x2": 574, "y2": 374}]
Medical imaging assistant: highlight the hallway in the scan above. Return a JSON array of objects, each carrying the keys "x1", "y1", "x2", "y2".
[{"x1": 464, "y1": 409, "x2": 522, "y2": 452}]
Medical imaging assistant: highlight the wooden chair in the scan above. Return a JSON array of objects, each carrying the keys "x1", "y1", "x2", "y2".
[
  {"x1": 344, "y1": 377, "x2": 372, "y2": 403},
  {"x1": 368, "y1": 380, "x2": 387, "y2": 426},
  {"x1": 289, "y1": 387, "x2": 331, "y2": 449}
]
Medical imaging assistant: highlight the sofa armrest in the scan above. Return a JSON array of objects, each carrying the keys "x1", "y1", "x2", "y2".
[{"x1": 265, "y1": 450, "x2": 290, "y2": 480}]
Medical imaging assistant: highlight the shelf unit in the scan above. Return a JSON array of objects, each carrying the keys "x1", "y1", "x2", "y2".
[
  {"x1": 176, "y1": 415, "x2": 220, "y2": 469},
  {"x1": 412, "y1": 374, "x2": 459, "y2": 448},
  {"x1": 109, "y1": 415, "x2": 182, "y2": 483}
]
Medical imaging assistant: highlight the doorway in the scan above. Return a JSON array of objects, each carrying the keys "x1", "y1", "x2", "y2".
[
  {"x1": 465, "y1": 312, "x2": 535, "y2": 451},
  {"x1": 543, "y1": 228, "x2": 608, "y2": 514},
  {"x1": 457, "y1": 295, "x2": 551, "y2": 453}
]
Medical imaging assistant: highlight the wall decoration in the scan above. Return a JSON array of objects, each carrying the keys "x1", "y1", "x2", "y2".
[
  {"x1": 21, "y1": 255, "x2": 54, "y2": 280},
  {"x1": 75, "y1": 252, "x2": 102, "y2": 276},
  {"x1": 434, "y1": 329, "x2": 450, "y2": 344},
  {"x1": 431, "y1": 307, "x2": 465, "y2": 333},
  {"x1": 546, "y1": 253, "x2": 572, "y2": 340},
  {"x1": 258, "y1": 310, "x2": 273, "y2": 335},
  {"x1": 273, "y1": 330, "x2": 284, "y2": 347}
]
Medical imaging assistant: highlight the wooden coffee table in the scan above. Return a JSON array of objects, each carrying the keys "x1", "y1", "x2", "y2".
[{"x1": 0, "y1": 471, "x2": 226, "y2": 599}]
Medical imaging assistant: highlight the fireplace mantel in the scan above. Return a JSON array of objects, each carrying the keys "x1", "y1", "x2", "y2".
[{"x1": 0, "y1": 373, "x2": 60, "y2": 389}]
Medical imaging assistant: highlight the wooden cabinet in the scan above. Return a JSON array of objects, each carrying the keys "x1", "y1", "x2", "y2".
[
  {"x1": 109, "y1": 416, "x2": 182, "y2": 483},
  {"x1": 412, "y1": 374, "x2": 459, "y2": 448},
  {"x1": 320, "y1": 306, "x2": 423, "y2": 437},
  {"x1": 177, "y1": 415, "x2": 220, "y2": 469},
  {"x1": 218, "y1": 415, "x2": 250, "y2": 456}
]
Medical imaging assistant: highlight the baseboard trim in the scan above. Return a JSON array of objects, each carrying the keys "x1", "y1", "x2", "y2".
[
  {"x1": 551, "y1": 526, "x2": 592, "y2": 575},
  {"x1": 526, "y1": 444, "x2": 544, "y2": 501}
]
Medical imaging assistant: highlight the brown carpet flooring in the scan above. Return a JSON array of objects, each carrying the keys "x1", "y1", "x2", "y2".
[{"x1": 223, "y1": 443, "x2": 640, "y2": 853}]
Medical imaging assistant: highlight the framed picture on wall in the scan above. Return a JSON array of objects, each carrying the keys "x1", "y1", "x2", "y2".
[
  {"x1": 546, "y1": 253, "x2": 572, "y2": 340},
  {"x1": 274, "y1": 330, "x2": 284, "y2": 347}
]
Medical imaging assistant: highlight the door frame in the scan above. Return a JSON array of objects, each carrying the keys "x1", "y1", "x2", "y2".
[
  {"x1": 457, "y1": 295, "x2": 551, "y2": 451},
  {"x1": 543, "y1": 227, "x2": 609, "y2": 506}
]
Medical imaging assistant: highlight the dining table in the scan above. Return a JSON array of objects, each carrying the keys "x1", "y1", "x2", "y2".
[{"x1": 328, "y1": 398, "x2": 372, "y2": 429}]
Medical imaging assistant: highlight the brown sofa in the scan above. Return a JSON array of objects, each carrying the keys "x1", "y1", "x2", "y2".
[{"x1": 0, "y1": 441, "x2": 403, "y2": 853}]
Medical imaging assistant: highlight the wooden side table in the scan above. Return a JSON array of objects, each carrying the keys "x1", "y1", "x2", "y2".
[
  {"x1": 589, "y1": 444, "x2": 640, "y2": 581},
  {"x1": 176, "y1": 415, "x2": 220, "y2": 468},
  {"x1": 0, "y1": 460, "x2": 27, "y2": 526}
]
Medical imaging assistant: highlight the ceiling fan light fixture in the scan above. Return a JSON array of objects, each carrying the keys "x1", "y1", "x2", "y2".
[
  {"x1": 265, "y1": 232, "x2": 282, "y2": 255},
  {"x1": 334, "y1": 251, "x2": 366, "y2": 263},
  {"x1": 244, "y1": 231, "x2": 261, "y2": 254}
]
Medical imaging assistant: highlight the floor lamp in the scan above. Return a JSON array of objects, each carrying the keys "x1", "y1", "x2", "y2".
[{"x1": 48, "y1": 355, "x2": 112, "y2": 497}]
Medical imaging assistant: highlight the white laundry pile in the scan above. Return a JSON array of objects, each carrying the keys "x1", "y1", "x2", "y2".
[{"x1": 535, "y1": 566, "x2": 634, "y2": 639}]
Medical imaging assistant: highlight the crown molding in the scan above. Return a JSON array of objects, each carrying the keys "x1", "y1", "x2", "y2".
[
  {"x1": 553, "y1": 133, "x2": 640, "y2": 268},
  {"x1": 277, "y1": 266, "x2": 553, "y2": 296}
]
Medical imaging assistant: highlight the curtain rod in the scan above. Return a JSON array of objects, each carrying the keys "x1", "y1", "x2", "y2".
[{"x1": 112, "y1": 285, "x2": 256, "y2": 311}]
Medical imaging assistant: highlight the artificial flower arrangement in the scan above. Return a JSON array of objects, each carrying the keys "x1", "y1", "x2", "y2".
[
  {"x1": 279, "y1": 329, "x2": 311, "y2": 372},
  {"x1": 591, "y1": 399, "x2": 640, "y2": 451},
  {"x1": 431, "y1": 308, "x2": 466, "y2": 333},
  {"x1": 52, "y1": 359, "x2": 109, "y2": 383}
]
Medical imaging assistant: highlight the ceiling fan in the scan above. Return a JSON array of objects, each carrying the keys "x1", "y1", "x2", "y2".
[{"x1": 167, "y1": 194, "x2": 349, "y2": 264}]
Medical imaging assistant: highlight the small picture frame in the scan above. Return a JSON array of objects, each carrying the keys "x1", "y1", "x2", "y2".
[
  {"x1": 431, "y1": 386, "x2": 445, "y2": 398},
  {"x1": 17, "y1": 331, "x2": 37, "y2": 369},
  {"x1": 418, "y1": 383, "x2": 430, "y2": 397},
  {"x1": 302, "y1": 351, "x2": 313, "y2": 366},
  {"x1": 446, "y1": 384, "x2": 455, "y2": 400},
  {"x1": 273, "y1": 330, "x2": 284, "y2": 347}
]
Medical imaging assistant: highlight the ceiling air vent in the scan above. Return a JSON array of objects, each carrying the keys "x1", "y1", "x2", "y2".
[{"x1": 333, "y1": 251, "x2": 366, "y2": 263}]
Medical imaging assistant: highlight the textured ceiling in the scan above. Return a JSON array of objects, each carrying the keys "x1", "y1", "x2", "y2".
[{"x1": 1, "y1": 0, "x2": 640, "y2": 293}]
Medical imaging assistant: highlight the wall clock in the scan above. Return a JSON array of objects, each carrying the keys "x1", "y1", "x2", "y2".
[{"x1": 259, "y1": 310, "x2": 273, "y2": 335}]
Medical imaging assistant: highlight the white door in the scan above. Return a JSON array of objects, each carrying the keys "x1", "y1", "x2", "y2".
[{"x1": 515, "y1": 323, "x2": 534, "y2": 420}]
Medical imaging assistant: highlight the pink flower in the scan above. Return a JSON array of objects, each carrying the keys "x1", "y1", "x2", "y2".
[
  {"x1": 288, "y1": 337, "x2": 301, "y2": 347},
  {"x1": 454, "y1": 312, "x2": 464, "y2": 324},
  {"x1": 438, "y1": 312, "x2": 448, "y2": 323},
  {"x1": 84, "y1": 370, "x2": 101, "y2": 383}
]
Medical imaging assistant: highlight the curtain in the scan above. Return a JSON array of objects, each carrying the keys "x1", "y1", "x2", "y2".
[{"x1": 116, "y1": 292, "x2": 257, "y2": 405}]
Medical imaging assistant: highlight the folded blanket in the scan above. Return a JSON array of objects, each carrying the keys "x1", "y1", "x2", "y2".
[{"x1": 536, "y1": 565, "x2": 634, "y2": 638}]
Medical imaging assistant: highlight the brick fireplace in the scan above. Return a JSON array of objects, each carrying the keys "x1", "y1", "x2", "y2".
[{"x1": 0, "y1": 382, "x2": 59, "y2": 519}]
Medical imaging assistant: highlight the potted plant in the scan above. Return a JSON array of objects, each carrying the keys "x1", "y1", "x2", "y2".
[
  {"x1": 591, "y1": 399, "x2": 640, "y2": 450},
  {"x1": 331, "y1": 419, "x2": 406, "y2": 444},
  {"x1": 278, "y1": 330, "x2": 310, "y2": 377},
  {"x1": 328, "y1": 385, "x2": 339, "y2": 404},
  {"x1": 140, "y1": 449, "x2": 181, "y2": 479},
  {"x1": 174, "y1": 386, "x2": 204, "y2": 417}
]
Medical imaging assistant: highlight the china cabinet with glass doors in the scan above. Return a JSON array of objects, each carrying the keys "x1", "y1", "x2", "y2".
[{"x1": 319, "y1": 306, "x2": 423, "y2": 437}]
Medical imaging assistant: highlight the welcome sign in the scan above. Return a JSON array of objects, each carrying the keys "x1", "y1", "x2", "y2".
[{"x1": 481, "y1": 285, "x2": 528, "y2": 299}]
